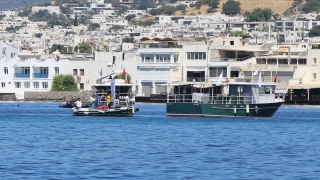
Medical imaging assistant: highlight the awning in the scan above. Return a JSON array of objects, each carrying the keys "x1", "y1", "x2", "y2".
[{"x1": 193, "y1": 84, "x2": 212, "y2": 88}]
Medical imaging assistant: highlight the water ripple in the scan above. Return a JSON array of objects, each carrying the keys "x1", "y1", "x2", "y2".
[{"x1": 0, "y1": 102, "x2": 320, "y2": 179}]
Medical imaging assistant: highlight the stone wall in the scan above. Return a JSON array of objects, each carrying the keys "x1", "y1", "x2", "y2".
[
  {"x1": 0, "y1": 93, "x2": 16, "y2": 101},
  {"x1": 24, "y1": 91, "x2": 93, "y2": 101}
]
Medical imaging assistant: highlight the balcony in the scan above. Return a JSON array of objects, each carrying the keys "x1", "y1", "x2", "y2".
[
  {"x1": 33, "y1": 73, "x2": 48, "y2": 78},
  {"x1": 14, "y1": 73, "x2": 30, "y2": 78},
  {"x1": 187, "y1": 77, "x2": 206, "y2": 82}
]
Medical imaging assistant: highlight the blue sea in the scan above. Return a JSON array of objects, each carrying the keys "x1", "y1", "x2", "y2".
[{"x1": 0, "y1": 102, "x2": 320, "y2": 179}]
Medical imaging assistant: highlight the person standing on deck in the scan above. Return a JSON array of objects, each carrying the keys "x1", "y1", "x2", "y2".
[
  {"x1": 107, "y1": 93, "x2": 112, "y2": 108},
  {"x1": 125, "y1": 94, "x2": 130, "y2": 108}
]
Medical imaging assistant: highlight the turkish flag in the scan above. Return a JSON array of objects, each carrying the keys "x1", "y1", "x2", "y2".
[
  {"x1": 122, "y1": 68, "x2": 126, "y2": 77},
  {"x1": 56, "y1": 54, "x2": 60, "y2": 59},
  {"x1": 273, "y1": 73, "x2": 278, "y2": 82}
]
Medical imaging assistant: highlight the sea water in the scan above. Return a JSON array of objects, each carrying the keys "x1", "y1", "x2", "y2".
[{"x1": 0, "y1": 102, "x2": 320, "y2": 179}]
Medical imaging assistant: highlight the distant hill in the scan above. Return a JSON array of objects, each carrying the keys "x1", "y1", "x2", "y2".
[
  {"x1": 0, "y1": 0, "x2": 51, "y2": 11},
  {"x1": 218, "y1": 0, "x2": 294, "y2": 15}
]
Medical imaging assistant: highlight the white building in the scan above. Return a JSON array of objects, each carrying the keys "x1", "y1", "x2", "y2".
[{"x1": 0, "y1": 44, "x2": 64, "y2": 99}]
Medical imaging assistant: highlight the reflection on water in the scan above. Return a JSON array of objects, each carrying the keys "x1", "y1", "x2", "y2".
[{"x1": 0, "y1": 102, "x2": 320, "y2": 179}]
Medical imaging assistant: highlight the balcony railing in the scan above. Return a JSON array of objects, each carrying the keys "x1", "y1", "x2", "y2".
[
  {"x1": 14, "y1": 73, "x2": 30, "y2": 78},
  {"x1": 186, "y1": 77, "x2": 206, "y2": 82},
  {"x1": 33, "y1": 73, "x2": 48, "y2": 78}
]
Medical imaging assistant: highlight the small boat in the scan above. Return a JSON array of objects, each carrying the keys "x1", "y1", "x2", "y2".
[
  {"x1": 166, "y1": 78, "x2": 283, "y2": 117},
  {"x1": 59, "y1": 99, "x2": 92, "y2": 108},
  {"x1": 73, "y1": 72, "x2": 139, "y2": 117},
  {"x1": 73, "y1": 106, "x2": 139, "y2": 116}
]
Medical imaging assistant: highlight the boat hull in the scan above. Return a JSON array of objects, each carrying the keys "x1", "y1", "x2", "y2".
[
  {"x1": 73, "y1": 107, "x2": 135, "y2": 117},
  {"x1": 166, "y1": 102, "x2": 283, "y2": 117}
]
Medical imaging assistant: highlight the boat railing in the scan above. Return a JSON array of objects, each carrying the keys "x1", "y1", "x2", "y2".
[{"x1": 167, "y1": 94, "x2": 259, "y2": 104}]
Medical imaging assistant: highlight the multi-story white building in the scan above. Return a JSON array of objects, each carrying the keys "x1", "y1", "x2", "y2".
[
  {"x1": 0, "y1": 44, "x2": 64, "y2": 99},
  {"x1": 0, "y1": 11, "x2": 17, "y2": 18}
]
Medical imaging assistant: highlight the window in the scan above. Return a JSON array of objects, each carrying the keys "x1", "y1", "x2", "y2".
[
  {"x1": 313, "y1": 73, "x2": 316, "y2": 80},
  {"x1": 80, "y1": 83, "x2": 84, "y2": 90},
  {"x1": 24, "y1": 82, "x2": 30, "y2": 88},
  {"x1": 73, "y1": 69, "x2": 78, "y2": 76},
  {"x1": 40, "y1": 67, "x2": 48, "y2": 74},
  {"x1": 22, "y1": 67, "x2": 30, "y2": 74},
  {"x1": 42, "y1": 82, "x2": 48, "y2": 89},
  {"x1": 33, "y1": 82, "x2": 39, "y2": 89},
  {"x1": 209, "y1": 67, "x2": 227, "y2": 77},
  {"x1": 15, "y1": 82, "x2": 21, "y2": 88},
  {"x1": 54, "y1": 67, "x2": 59, "y2": 74},
  {"x1": 80, "y1": 69, "x2": 84, "y2": 76},
  {"x1": 187, "y1": 52, "x2": 206, "y2": 60},
  {"x1": 1, "y1": 82, "x2": 5, "y2": 88},
  {"x1": 313, "y1": 58, "x2": 317, "y2": 64},
  {"x1": 113, "y1": 56, "x2": 116, "y2": 64},
  {"x1": 174, "y1": 54, "x2": 179, "y2": 63},
  {"x1": 11, "y1": 53, "x2": 15, "y2": 58},
  {"x1": 3, "y1": 67, "x2": 8, "y2": 74}
]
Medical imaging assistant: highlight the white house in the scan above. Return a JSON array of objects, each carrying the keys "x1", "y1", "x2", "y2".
[{"x1": 0, "y1": 44, "x2": 64, "y2": 99}]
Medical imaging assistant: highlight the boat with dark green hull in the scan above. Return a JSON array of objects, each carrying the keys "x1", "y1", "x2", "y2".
[{"x1": 166, "y1": 79, "x2": 284, "y2": 117}]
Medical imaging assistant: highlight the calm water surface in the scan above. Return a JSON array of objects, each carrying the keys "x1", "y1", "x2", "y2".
[{"x1": 0, "y1": 102, "x2": 320, "y2": 179}]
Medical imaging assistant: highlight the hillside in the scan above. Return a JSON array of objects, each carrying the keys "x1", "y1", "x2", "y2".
[
  {"x1": 0, "y1": 0, "x2": 51, "y2": 11},
  {"x1": 218, "y1": 0, "x2": 294, "y2": 15}
]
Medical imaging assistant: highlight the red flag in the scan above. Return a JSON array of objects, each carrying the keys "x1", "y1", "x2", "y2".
[
  {"x1": 56, "y1": 54, "x2": 60, "y2": 59},
  {"x1": 122, "y1": 68, "x2": 126, "y2": 77},
  {"x1": 273, "y1": 72, "x2": 278, "y2": 82}
]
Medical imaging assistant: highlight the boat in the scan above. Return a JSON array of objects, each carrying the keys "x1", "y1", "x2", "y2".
[
  {"x1": 73, "y1": 72, "x2": 139, "y2": 116},
  {"x1": 73, "y1": 106, "x2": 137, "y2": 116},
  {"x1": 59, "y1": 98, "x2": 92, "y2": 108},
  {"x1": 166, "y1": 78, "x2": 283, "y2": 117}
]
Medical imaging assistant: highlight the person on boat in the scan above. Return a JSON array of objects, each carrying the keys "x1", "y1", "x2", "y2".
[
  {"x1": 107, "y1": 93, "x2": 112, "y2": 108},
  {"x1": 100, "y1": 94, "x2": 106, "y2": 105},
  {"x1": 125, "y1": 94, "x2": 130, "y2": 108},
  {"x1": 75, "y1": 98, "x2": 82, "y2": 109}
]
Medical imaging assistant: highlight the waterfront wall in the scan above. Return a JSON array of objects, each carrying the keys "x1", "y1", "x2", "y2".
[
  {"x1": 24, "y1": 91, "x2": 93, "y2": 101},
  {"x1": 0, "y1": 93, "x2": 16, "y2": 101}
]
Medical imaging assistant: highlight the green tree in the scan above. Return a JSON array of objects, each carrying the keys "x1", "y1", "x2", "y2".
[
  {"x1": 222, "y1": 0, "x2": 241, "y2": 15},
  {"x1": 125, "y1": 14, "x2": 136, "y2": 24},
  {"x1": 176, "y1": 4, "x2": 187, "y2": 11},
  {"x1": 133, "y1": 0, "x2": 156, "y2": 10},
  {"x1": 51, "y1": 75, "x2": 78, "y2": 91},
  {"x1": 89, "y1": 23, "x2": 100, "y2": 31},
  {"x1": 76, "y1": 42, "x2": 93, "y2": 54},
  {"x1": 122, "y1": 37, "x2": 135, "y2": 43},
  {"x1": 191, "y1": 0, "x2": 219, "y2": 9},
  {"x1": 18, "y1": 9, "x2": 31, "y2": 17},
  {"x1": 302, "y1": 0, "x2": 320, "y2": 13},
  {"x1": 74, "y1": 14, "x2": 78, "y2": 26},
  {"x1": 117, "y1": 5, "x2": 129, "y2": 15},
  {"x1": 136, "y1": 19, "x2": 154, "y2": 27},
  {"x1": 309, "y1": 25, "x2": 320, "y2": 37},
  {"x1": 51, "y1": 44, "x2": 68, "y2": 53},
  {"x1": 244, "y1": 8, "x2": 273, "y2": 22}
]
